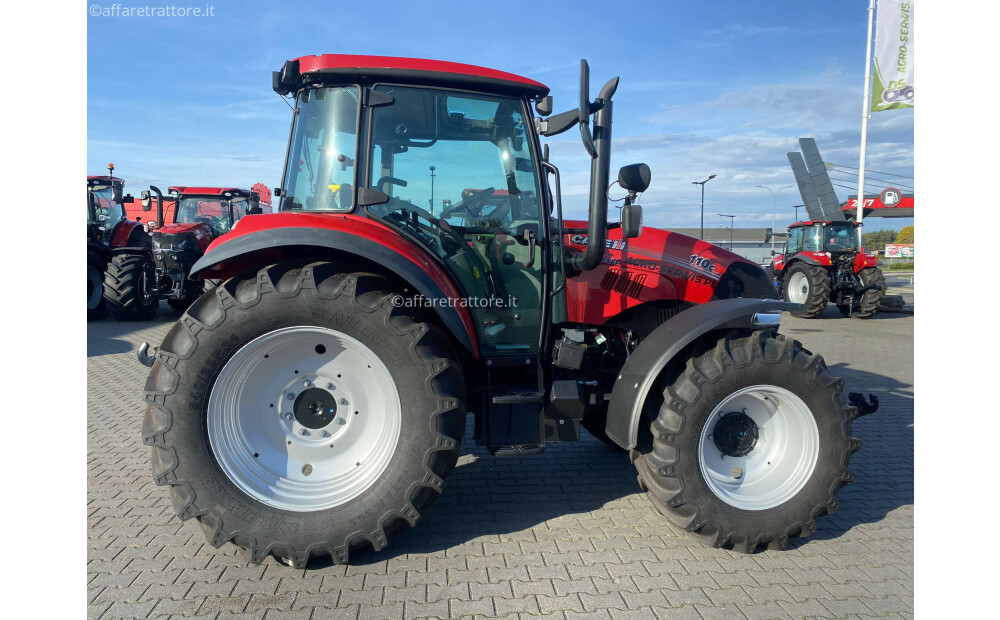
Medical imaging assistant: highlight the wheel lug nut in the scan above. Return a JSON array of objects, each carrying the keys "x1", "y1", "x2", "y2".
[
  {"x1": 326, "y1": 382, "x2": 334, "y2": 390},
  {"x1": 730, "y1": 467, "x2": 743, "y2": 479},
  {"x1": 336, "y1": 418, "x2": 346, "y2": 425},
  {"x1": 321, "y1": 430, "x2": 330, "y2": 438},
  {"x1": 299, "y1": 429, "x2": 309, "y2": 436},
  {"x1": 284, "y1": 413, "x2": 293, "y2": 420},
  {"x1": 339, "y1": 398, "x2": 348, "y2": 406},
  {"x1": 287, "y1": 392, "x2": 295, "y2": 400},
  {"x1": 303, "y1": 380, "x2": 311, "y2": 388}
]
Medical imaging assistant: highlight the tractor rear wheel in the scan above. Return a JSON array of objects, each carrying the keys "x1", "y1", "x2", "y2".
[
  {"x1": 88, "y1": 251, "x2": 106, "y2": 321},
  {"x1": 852, "y1": 267, "x2": 886, "y2": 319},
  {"x1": 104, "y1": 254, "x2": 158, "y2": 321},
  {"x1": 781, "y1": 263, "x2": 830, "y2": 318},
  {"x1": 142, "y1": 262, "x2": 466, "y2": 567},
  {"x1": 634, "y1": 331, "x2": 859, "y2": 552}
]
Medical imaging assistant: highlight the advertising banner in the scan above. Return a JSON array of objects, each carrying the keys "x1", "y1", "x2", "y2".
[{"x1": 871, "y1": 0, "x2": 914, "y2": 112}]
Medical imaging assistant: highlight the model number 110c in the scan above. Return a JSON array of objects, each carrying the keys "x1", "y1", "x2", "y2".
[{"x1": 689, "y1": 255, "x2": 716, "y2": 272}]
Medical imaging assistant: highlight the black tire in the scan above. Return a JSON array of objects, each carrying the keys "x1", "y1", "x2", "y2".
[
  {"x1": 852, "y1": 267, "x2": 886, "y2": 319},
  {"x1": 781, "y1": 262, "x2": 830, "y2": 318},
  {"x1": 87, "y1": 251, "x2": 106, "y2": 322},
  {"x1": 142, "y1": 262, "x2": 466, "y2": 567},
  {"x1": 103, "y1": 254, "x2": 158, "y2": 321},
  {"x1": 634, "y1": 331, "x2": 859, "y2": 552}
]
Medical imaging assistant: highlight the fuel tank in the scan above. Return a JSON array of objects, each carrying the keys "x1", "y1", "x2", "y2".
[{"x1": 562, "y1": 221, "x2": 778, "y2": 326}]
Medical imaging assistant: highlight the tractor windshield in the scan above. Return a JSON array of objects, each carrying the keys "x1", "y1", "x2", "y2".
[
  {"x1": 280, "y1": 86, "x2": 360, "y2": 211},
  {"x1": 365, "y1": 85, "x2": 545, "y2": 354},
  {"x1": 175, "y1": 197, "x2": 238, "y2": 234},
  {"x1": 823, "y1": 224, "x2": 859, "y2": 252},
  {"x1": 88, "y1": 186, "x2": 124, "y2": 232}
]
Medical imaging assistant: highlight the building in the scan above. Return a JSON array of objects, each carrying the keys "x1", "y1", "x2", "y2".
[{"x1": 666, "y1": 227, "x2": 789, "y2": 266}]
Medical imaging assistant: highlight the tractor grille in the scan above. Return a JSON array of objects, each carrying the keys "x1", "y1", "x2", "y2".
[{"x1": 600, "y1": 269, "x2": 646, "y2": 299}]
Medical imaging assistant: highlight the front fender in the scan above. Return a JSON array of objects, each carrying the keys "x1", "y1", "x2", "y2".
[
  {"x1": 605, "y1": 297, "x2": 800, "y2": 449},
  {"x1": 188, "y1": 222, "x2": 479, "y2": 355}
]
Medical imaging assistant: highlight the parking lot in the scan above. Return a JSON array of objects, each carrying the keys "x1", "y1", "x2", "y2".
[{"x1": 88, "y1": 298, "x2": 913, "y2": 620}]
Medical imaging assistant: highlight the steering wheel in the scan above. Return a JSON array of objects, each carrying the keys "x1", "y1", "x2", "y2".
[{"x1": 440, "y1": 187, "x2": 496, "y2": 220}]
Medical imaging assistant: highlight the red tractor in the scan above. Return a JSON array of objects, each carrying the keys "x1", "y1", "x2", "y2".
[
  {"x1": 768, "y1": 220, "x2": 886, "y2": 318},
  {"x1": 104, "y1": 185, "x2": 270, "y2": 320},
  {"x1": 140, "y1": 55, "x2": 877, "y2": 567},
  {"x1": 87, "y1": 164, "x2": 147, "y2": 321}
]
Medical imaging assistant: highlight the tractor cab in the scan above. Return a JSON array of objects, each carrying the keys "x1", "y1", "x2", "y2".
[{"x1": 87, "y1": 173, "x2": 127, "y2": 246}]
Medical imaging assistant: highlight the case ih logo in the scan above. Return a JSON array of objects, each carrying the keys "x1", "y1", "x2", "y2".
[
  {"x1": 570, "y1": 234, "x2": 627, "y2": 251},
  {"x1": 879, "y1": 187, "x2": 902, "y2": 207}
]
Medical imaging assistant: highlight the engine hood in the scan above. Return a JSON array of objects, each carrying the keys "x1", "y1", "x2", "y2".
[
  {"x1": 154, "y1": 222, "x2": 215, "y2": 252},
  {"x1": 562, "y1": 220, "x2": 778, "y2": 326}
]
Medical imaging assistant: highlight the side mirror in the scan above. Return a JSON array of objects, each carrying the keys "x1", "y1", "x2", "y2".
[
  {"x1": 618, "y1": 163, "x2": 651, "y2": 194},
  {"x1": 273, "y1": 187, "x2": 282, "y2": 198},
  {"x1": 621, "y1": 204, "x2": 643, "y2": 239},
  {"x1": 535, "y1": 96, "x2": 552, "y2": 116},
  {"x1": 111, "y1": 184, "x2": 124, "y2": 203},
  {"x1": 140, "y1": 190, "x2": 151, "y2": 211},
  {"x1": 770, "y1": 250, "x2": 776, "y2": 256}
]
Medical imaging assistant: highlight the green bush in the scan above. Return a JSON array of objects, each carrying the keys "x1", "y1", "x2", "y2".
[{"x1": 881, "y1": 261, "x2": 914, "y2": 271}]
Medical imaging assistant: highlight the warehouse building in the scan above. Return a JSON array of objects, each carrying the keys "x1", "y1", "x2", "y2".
[{"x1": 666, "y1": 227, "x2": 789, "y2": 266}]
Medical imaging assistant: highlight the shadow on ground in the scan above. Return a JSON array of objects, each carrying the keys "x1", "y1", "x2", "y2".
[{"x1": 87, "y1": 337, "x2": 134, "y2": 357}]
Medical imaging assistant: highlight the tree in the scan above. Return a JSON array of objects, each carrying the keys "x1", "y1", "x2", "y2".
[
  {"x1": 895, "y1": 226, "x2": 914, "y2": 245},
  {"x1": 863, "y1": 229, "x2": 898, "y2": 252}
]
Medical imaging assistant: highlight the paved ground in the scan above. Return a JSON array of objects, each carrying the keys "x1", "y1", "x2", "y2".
[{"x1": 88, "y1": 302, "x2": 913, "y2": 620}]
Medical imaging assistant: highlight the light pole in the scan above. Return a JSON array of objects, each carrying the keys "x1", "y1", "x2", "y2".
[
  {"x1": 793, "y1": 204, "x2": 803, "y2": 222},
  {"x1": 757, "y1": 184, "x2": 793, "y2": 254},
  {"x1": 717, "y1": 214, "x2": 735, "y2": 250},
  {"x1": 429, "y1": 166, "x2": 436, "y2": 215},
  {"x1": 692, "y1": 175, "x2": 717, "y2": 240}
]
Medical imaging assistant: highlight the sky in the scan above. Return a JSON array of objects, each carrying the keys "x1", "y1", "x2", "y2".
[{"x1": 87, "y1": 0, "x2": 914, "y2": 233}]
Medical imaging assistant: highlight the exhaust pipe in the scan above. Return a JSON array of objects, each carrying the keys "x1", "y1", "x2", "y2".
[
  {"x1": 149, "y1": 185, "x2": 165, "y2": 229},
  {"x1": 575, "y1": 76, "x2": 619, "y2": 271}
]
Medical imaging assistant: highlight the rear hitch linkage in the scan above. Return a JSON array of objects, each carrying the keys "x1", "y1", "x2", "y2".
[
  {"x1": 137, "y1": 341, "x2": 157, "y2": 368},
  {"x1": 847, "y1": 392, "x2": 879, "y2": 416}
]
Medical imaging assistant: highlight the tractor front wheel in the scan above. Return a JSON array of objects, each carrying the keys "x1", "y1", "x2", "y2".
[
  {"x1": 142, "y1": 262, "x2": 466, "y2": 566},
  {"x1": 104, "y1": 254, "x2": 158, "y2": 321},
  {"x1": 781, "y1": 263, "x2": 830, "y2": 318},
  {"x1": 634, "y1": 331, "x2": 859, "y2": 552},
  {"x1": 88, "y1": 251, "x2": 106, "y2": 321}
]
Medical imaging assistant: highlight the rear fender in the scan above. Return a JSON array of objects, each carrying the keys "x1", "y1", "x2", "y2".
[
  {"x1": 605, "y1": 298, "x2": 800, "y2": 450},
  {"x1": 789, "y1": 252, "x2": 831, "y2": 268},
  {"x1": 188, "y1": 225, "x2": 479, "y2": 355}
]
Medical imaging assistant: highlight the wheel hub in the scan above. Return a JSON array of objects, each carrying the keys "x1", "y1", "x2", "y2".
[
  {"x1": 294, "y1": 388, "x2": 337, "y2": 429},
  {"x1": 712, "y1": 412, "x2": 759, "y2": 457}
]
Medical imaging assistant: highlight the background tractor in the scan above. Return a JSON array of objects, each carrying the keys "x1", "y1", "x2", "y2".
[
  {"x1": 87, "y1": 164, "x2": 146, "y2": 320},
  {"x1": 768, "y1": 220, "x2": 886, "y2": 318},
  {"x1": 141, "y1": 55, "x2": 876, "y2": 567},
  {"x1": 103, "y1": 185, "x2": 270, "y2": 320}
]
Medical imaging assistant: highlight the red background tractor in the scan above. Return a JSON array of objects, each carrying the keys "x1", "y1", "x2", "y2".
[
  {"x1": 87, "y1": 164, "x2": 147, "y2": 320},
  {"x1": 103, "y1": 185, "x2": 271, "y2": 320},
  {"x1": 768, "y1": 220, "x2": 886, "y2": 318}
]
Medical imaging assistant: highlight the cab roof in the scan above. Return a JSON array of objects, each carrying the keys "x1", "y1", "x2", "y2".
[
  {"x1": 87, "y1": 175, "x2": 123, "y2": 184},
  {"x1": 169, "y1": 186, "x2": 251, "y2": 197},
  {"x1": 790, "y1": 220, "x2": 861, "y2": 228},
  {"x1": 276, "y1": 54, "x2": 549, "y2": 99}
]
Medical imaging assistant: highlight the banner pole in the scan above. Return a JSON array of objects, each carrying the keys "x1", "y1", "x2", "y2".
[{"x1": 857, "y1": 0, "x2": 876, "y2": 233}]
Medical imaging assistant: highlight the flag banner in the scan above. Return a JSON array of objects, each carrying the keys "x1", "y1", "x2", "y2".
[{"x1": 871, "y1": 0, "x2": 914, "y2": 112}]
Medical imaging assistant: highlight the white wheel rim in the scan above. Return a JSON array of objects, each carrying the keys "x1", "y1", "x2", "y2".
[
  {"x1": 208, "y1": 326, "x2": 401, "y2": 512},
  {"x1": 88, "y1": 265, "x2": 103, "y2": 309},
  {"x1": 698, "y1": 385, "x2": 819, "y2": 510},
  {"x1": 786, "y1": 271, "x2": 809, "y2": 304}
]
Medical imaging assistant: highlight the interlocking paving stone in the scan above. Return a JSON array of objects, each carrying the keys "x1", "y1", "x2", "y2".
[{"x1": 88, "y1": 308, "x2": 913, "y2": 619}]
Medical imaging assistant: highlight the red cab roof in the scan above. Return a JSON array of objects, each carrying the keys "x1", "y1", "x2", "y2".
[
  {"x1": 88, "y1": 175, "x2": 124, "y2": 183},
  {"x1": 284, "y1": 54, "x2": 549, "y2": 99},
  {"x1": 169, "y1": 186, "x2": 251, "y2": 196},
  {"x1": 790, "y1": 220, "x2": 861, "y2": 228}
]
